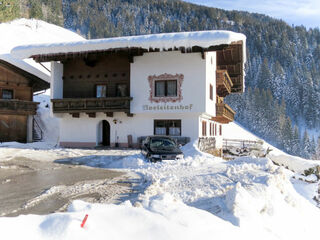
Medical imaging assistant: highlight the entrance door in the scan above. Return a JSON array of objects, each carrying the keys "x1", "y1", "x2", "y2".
[{"x1": 102, "y1": 120, "x2": 110, "y2": 146}]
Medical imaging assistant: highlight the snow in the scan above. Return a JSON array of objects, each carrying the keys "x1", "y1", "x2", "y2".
[
  {"x1": 0, "y1": 18, "x2": 85, "y2": 81},
  {"x1": 224, "y1": 122, "x2": 320, "y2": 174},
  {"x1": 33, "y1": 94, "x2": 60, "y2": 145},
  {"x1": 11, "y1": 30, "x2": 246, "y2": 75},
  {"x1": 1, "y1": 138, "x2": 320, "y2": 239},
  {"x1": 291, "y1": 178, "x2": 318, "y2": 204},
  {"x1": 0, "y1": 198, "x2": 247, "y2": 240}
]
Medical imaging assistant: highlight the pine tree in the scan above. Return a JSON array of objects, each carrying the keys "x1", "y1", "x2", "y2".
[
  {"x1": 315, "y1": 137, "x2": 320, "y2": 160},
  {"x1": 302, "y1": 130, "x2": 311, "y2": 159},
  {"x1": 0, "y1": 0, "x2": 19, "y2": 22},
  {"x1": 257, "y1": 58, "x2": 273, "y2": 90},
  {"x1": 282, "y1": 117, "x2": 293, "y2": 154},
  {"x1": 29, "y1": 0, "x2": 44, "y2": 19},
  {"x1": 310, "y1": 136, "x2": 316, "y2": 159},
  {"x1": 291, "y1": 125, "x2": 300, "y2": 156}
]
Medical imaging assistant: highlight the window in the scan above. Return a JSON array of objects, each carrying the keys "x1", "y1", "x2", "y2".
[
  {"x1": 154, "y1": 120, "x2": 181, "y2": 136},
  {"x1": 219, "y1": 125, "x2": 222, "y2": 136},
  {"x1": 155, "y1": 80, "x2": 177, "y2": 97},
  {"x1": 2, "y1": 89, "x2": 13, "y2": 99},
  {"x1": 148, "y1": 73, "x2": 183, "y2": 103},
  {"x1": 202, "y1": 121, "x2": 207, "y2": 136},
  {"x1": 210, "y1": 84, "x2": 213, "y2": 100},
  {"x1": 214, "y1": 124, "x2": 217, "y2": 136},
  {"x1": 116, "y1": 84, "x2": 128, "y2": 97},
  {"x1": 96, "y1": 85, "x2": 107, "y2": 98},
  {"x1": 155, "y1": 81, "x2": 165, "y2": 97}
]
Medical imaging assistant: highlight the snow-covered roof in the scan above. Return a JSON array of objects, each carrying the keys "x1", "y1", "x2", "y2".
[
  {"x1": 0, "y1": 54, "x2": 50, "y2": 83},
  {"x1": 11, "y1": 30, "x2": 246, "y2": 63},
  {"x1": 0, "y1": 18, "x2": 85, "y2": 84},
  {"x1": 0, "y1": 18, "x2": 85, "y2": 54}
]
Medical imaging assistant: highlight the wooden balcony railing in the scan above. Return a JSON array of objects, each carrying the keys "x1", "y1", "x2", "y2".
[
  {"x1": 0, "y1": 99, "x2": 38, "y2": 115},
  {"x1": 51, "y1": 97, "x2": 132, "y2": 114},
  {"x1": 212, "y1": 103, "x2": 235, "y2": 123},
  {"x1": 216, "y1": 70, "x2": 233, "y2": 97}
]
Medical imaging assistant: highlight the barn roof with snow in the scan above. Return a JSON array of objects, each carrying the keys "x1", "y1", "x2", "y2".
[{"x1": 0, "y1": 54, "x2": 50, "y2": 92}]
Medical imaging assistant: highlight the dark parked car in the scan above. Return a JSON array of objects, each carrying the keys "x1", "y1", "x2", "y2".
[{"x1": 141, "y1": 136, "x2": 184, "y2": 162}]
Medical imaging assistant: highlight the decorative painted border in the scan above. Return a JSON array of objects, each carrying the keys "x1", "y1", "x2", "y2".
[{"x1": 148, "y1": 73, "x2": 184, "y2": 103}]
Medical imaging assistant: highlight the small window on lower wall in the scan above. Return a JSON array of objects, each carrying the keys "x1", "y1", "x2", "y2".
[
  {"x1": 1, "y1": 89, "x2": 13, "y2": 99},
  {"x1": 219, "y1": 125, "x2": 222, "y2": 136},
  {"x1": 154, "y1": 120, "x2": 181, "y2": 136}
]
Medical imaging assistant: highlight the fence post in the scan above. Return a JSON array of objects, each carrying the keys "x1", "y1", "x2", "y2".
[{"x1": 316, "y1": 166, "x2": 320, "y2": 179}]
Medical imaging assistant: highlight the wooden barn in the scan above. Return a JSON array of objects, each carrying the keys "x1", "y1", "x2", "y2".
[{"x1": 0, "y1": 56, "x2": 49, "y2": 143}]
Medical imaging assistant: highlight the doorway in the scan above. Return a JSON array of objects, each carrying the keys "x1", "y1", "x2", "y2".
[{"x1": 102, "y1": 120, "x2": 110, "y2": 146}]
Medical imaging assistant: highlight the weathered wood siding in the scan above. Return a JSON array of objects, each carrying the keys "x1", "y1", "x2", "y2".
[
  {"x1": 63, "y1": 54, "x2": 130, "y2": 98},
  {"x1": 0, "y1": 115, "x2": 27, "y2": 143},
  {"x1": 0, "y1": 65, "x2": 32, "y2": 101},
  {"x1": 0, "y1": 64, "x2": 37, "y2": 143}
]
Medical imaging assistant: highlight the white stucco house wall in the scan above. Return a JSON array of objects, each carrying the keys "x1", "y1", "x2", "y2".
[{"x1": 11, "y1": 30, "x2": 246, "y2": 150}]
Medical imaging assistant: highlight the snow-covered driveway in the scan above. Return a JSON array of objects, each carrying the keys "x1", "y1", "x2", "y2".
[
  {"x1": 1, "y1": 142, "x2": 320, "y2": 240},
  {"x1": 0, "y1": 145, "x2": 142, "y2": 216}
]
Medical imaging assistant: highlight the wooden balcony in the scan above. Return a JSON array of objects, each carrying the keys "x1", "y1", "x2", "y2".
[
  {"x1": 51, "y1": 97, "x2": 132, "y2": 114},
  {"x1": 216, "y1": 42, "x2": 244, "y2": 93},
  {"x1": 212, "y1": 103, "x2": 235, "y2": 123},
  {"x1": 0, "y1": 99, "x2": 38, "y2": 115},
  {"x1": 216, "y1": 70, "x2": 233, "y2": 97}
]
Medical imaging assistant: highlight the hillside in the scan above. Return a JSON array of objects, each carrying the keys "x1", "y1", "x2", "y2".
[{"x1": 2, "y1": 0, "x2": 320, "y2": 159}]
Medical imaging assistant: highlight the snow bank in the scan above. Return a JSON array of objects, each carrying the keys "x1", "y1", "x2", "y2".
[
  {"x1": 34, "y1": 94, "x2": 60, "y2": 144},
  {"x1": 0, "y1": 197, "x2": 250, "y2": 240},
  {"x1": 269, "y1": 151, "x2": 319, "y2": 174},
  {"x1": 139, "y1": 154, "x2": 320, "y2": 239},
  {"x1": 224, "y1": 122, "x2": 320, "y2": 174}
]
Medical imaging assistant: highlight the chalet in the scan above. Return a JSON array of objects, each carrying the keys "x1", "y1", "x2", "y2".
[
  {"x1": 12, "y1": 30, "x2": 246, "y2": 149},
  {"x1": 0, "y1": 54, "x2": 49, "y2": 143}
]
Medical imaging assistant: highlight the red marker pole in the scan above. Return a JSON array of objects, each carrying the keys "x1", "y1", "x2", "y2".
[{"x1": 81, "y1": 214, "x2": 88, "y2": 228}]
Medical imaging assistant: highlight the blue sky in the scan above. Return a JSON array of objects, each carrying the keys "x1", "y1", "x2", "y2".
[{"x1": 184, "y1": 0, "x2": 320, "y2": 29}]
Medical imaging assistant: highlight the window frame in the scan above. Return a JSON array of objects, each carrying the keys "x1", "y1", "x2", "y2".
[
  {"x1": 154, "y1": 119, "x2": 181, "y2": 136},
  {"x1": 1, "y1": 88, "x2": 14, "y2": 100},
  {"x1": 95, "y1": 84, "x2": 107, "y2": 98},
  {"x1": 148, "y1": 73, "x2": 184, "y2": 103},
  {"x1": 116, "y1": 83, "x2": 128, "y2": 97},
  {"x1": 155, "y1": 80, "x2": 177, "y2": 97}
]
